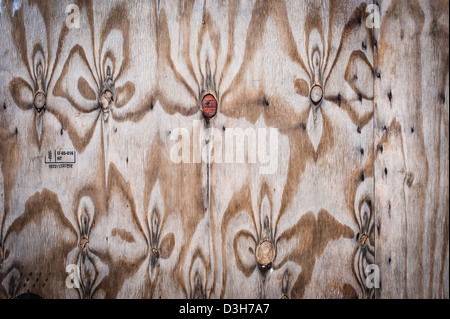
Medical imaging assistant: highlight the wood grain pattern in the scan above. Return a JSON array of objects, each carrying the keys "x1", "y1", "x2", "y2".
[
  {"x1": 0, "y1": 0, "x2": 448, "y2": 299},
  {"x1": 374, "y1": 0, "x2": 449, "y2": 299}
]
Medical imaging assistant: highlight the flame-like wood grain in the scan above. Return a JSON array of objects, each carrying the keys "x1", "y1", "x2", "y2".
[{"x1": 0, "y1": 0, "x2": 448, "y2": 299}]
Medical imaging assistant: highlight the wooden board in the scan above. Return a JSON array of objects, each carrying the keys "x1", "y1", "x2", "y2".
[
  {"x1": 0, "y1": 0, "x2": 447, "y2": 299},
  {"x1": 374, "y1": 0, "x2": 449, "y2": 299}
]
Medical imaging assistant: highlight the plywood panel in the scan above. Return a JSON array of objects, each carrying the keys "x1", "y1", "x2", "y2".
[
  {"x1": 374, "y1": 0, "x2": 449, "y2": 299},
  {"x1": 0, "y1": 0, "x2": 447, "y2": 299}
]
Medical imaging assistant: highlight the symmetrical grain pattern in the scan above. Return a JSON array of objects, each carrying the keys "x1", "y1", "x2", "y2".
[{"x1": 0, "y1": 0, "x2": 448, "y2": 299}]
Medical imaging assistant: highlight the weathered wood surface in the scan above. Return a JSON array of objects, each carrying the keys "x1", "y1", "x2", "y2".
[
  {"x1": 0, "y1": 0, "x2": 447, "y2": 299},
  {"x1": 374, "y1": 0, "x2": 449, "y2": 299}
]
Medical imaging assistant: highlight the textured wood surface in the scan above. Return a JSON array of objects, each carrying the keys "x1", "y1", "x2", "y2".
[{"x1": 0, "y1": 0, "x2": 448, "y2": 299}]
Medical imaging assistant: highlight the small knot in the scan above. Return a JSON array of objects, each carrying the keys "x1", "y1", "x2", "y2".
[
  {"x1": 359, "y1": 232, "x2": 369, "y2": 247},
  {"x1": 152, "y1": 247, "x2": 159, "y2": 259},
  {"x1": 310, "y1": 84, "x2": 323, "y2": 105},
  {"x1": 281, "y1": 293, "x2": 289, "y2": 299},
  {"x1": 201, "y1": 94, "x2": 217, "y2": 120},
  {"x1": 100, "y1": 90, "x2": 113, "y2": 110},
  {"x1": 34, "y1": 92, "x2": 46, "y2": 112},
  {"x1": 406, "y1": 172, "x2": 414, "y2": 187},
  {"x1": 79, "y1": 235, "x2": 89, "y2": 250}
]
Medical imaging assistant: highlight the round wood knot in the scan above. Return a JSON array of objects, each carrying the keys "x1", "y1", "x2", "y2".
[
  {"x1": 100, "y1": 90, "x2": 113, "y2": 110},
  {"x1": 152, "y1": 247, "x2": 159, "y2": 258},
  {"x1": 34, "y1": 92, "x2": 46, "y2": 112},
  {"x1": 201, "y1": 94, "x2": 217, "y2": 120},
  {"x1": 256, "y1": 239, "x2": 275, "y2": 271},
  {"x1": 79, "y1": 235, "x2": 89, "y2": 250},
  {"x1": 309, "y1": 83, "x2": 323, "y2": 105},
  {"x1": 359, "y1": 232, "x2": 369, "y2": 247}
]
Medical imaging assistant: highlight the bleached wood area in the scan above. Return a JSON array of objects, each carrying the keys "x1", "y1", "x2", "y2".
[{"x1": 0, "y1": 0, "x2": 448, "y2": 299}]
